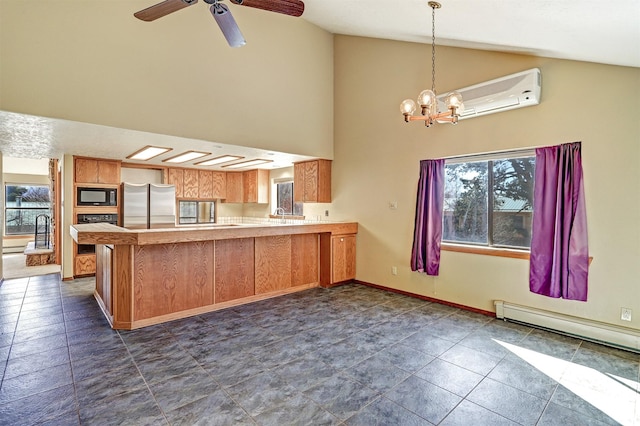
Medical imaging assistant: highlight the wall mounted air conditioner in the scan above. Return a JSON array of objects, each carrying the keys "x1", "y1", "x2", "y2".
[{"x1": 437, "y1": 68, "x2": 541, "y2": 120}]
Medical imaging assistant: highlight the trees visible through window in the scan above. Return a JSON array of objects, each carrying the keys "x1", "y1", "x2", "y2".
[
  {"x1": 276, "y1": 181, "x2": 303, "y2": 216},
  {"x1": 443, "y1": 154, "x2": 535, "y2": 249},
  {"x1": 5, "y1": 185, "x2": 52, "y2": 235}
]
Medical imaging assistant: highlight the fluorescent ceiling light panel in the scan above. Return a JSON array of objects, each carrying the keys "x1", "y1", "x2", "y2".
[
  {"x1": 127, "y1": 145, "x2": 172, "y2": 161},
  {"x1": 163, "y1": 151, "x2": 210, "y2": 163},
  {"x1": 195, "y1": 155, "x2": 244, "y2": 166},
  {"x1": 223, "y1": 159, "x2": 273, "y2": 169}
]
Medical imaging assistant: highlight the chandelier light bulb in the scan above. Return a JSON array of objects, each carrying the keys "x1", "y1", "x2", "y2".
[
  {"x1": 400, "y1": 99, "x2": 417, "y2": 115},
  {"x1": 417, "y1": 89, "x2": 436, "y2": 108},
  {"x1": 445, "y1": 91, "x2": 464, "y2": 109}
]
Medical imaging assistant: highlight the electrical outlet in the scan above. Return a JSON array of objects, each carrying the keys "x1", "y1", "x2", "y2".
[
  {"x1": 325, "y1": 210, "x2": 329, "y2": 217},
  {"x1": 621, "y1": 308, "x2": 632, "y2": 321},
  {"x1": 391, "y1": 266, "x2": 398, "y2": 275}
]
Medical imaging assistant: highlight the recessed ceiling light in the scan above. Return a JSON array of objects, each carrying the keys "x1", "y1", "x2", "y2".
[
  {"x1": 127, "y1": 145, "x2": 172, "y2": 161},
  {"x1": 163, "y1": 151, "x2": 210, "y2": 163},
  {"x1": 223, "y1": 159, "x2": 273, "y2": 169},
  {"x1": 195, "y1": 155, "x2": 244, "y2": 166}
]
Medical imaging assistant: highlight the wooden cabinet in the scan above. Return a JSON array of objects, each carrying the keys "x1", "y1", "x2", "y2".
[
  {"x1": 199, "y1": 170, "x2": 213, "y2": 199},
  {"x1": 75, "y1": 157, "x2": 121, "y2": 184},
  {"x1": 294, "y1": 159, "x2": 331, "y2": 203},
  {"x1": 225, "y1": 172, "x2": 243, "y2": 203},
  {"x1": 74, "y1": 253, "x2": 96, "y2": 277},
  {"x1": 183, "y1": 169, "x2": 199, "y2": 198},
  {"x1": 243, "y1": 169, "x2": 269, "y2": 203},
  {"x1": 255, "y1": 235, "x2": 292, "y2": 294},
  {"x1": 167, "y1": 168, "x2": 226, "y2": 200},
  {"x1": 320, "y1": 233, "x2": 356, "y2": 286},
  {"x1": 215, "y1": 238, "x2": 255, "y2": 303},
  {"x1": 332, "y1": 234, "x2": 356, "y2": 283},
  {"x1": 167, "y1": 168, "x2": 184, "y2": 197},
  {"x1": 211, "y1": 171, "x2": 226, "y2": 199}
]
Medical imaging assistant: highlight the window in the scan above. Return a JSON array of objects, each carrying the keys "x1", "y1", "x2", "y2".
[
  {"x1": 178, "y1": 200, "x2": 216, "y2": 224},
  {"x1": 274, "y1": 180, "x2": 303, "y2": 216},
  {"x1": 5, "y1": 184, "x2": 52, "y2": 235},
  {"x1": 443, "y1": 153, "x2": 535, "y2": 249}
]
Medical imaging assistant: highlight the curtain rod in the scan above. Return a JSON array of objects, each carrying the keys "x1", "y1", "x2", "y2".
[{"x1": 442, "y1": 147, "x2": 537, "y2": 163}]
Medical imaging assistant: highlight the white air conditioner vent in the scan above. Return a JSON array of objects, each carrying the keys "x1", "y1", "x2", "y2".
[{"x1": 437, "y1": 68, "x2": 541, "y2": 120}]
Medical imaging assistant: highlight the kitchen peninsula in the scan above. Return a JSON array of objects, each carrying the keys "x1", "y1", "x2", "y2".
[{"x1": 70, "y1": 221, "x2": 357, "y2": 330}]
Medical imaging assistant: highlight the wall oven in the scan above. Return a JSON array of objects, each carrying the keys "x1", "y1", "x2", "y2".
[
  {"x1": 76, "y1": 213, "x2": 118, "y2": 254},
  {"x1": 76, "y1": 187, "x2": 117, "y2": 207}
]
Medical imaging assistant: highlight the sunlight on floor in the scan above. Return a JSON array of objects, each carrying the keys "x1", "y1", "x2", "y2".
[{"x1": 494, "y1": 339, "x2": 639, "y2": 425}]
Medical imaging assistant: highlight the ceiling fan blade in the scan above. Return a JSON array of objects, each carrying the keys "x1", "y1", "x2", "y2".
[
  {"x1": 210, "y1": 4, "x2": 247, "y2": 48},
  {"x1": 134, "y1": 0, "x2": 198, "y2": 22},
  {"x1": 229, "y1": 0, "x2": 304, "y2": 17}
]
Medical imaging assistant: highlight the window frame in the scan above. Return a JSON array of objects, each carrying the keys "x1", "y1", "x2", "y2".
[
  {"x1": 4, "y1": 183, "x2": 52, "y2": 236},
  {"x1": 442, "y1": 149, "x2": 536, "y2": 256},
  {"x1": 271, "y1": 178, "x2": 303, "y2": 218}
]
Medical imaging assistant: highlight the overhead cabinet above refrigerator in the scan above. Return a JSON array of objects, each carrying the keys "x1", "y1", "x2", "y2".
[{"x1": 122, "y1": 183, "x2": 176, "y2": 229}]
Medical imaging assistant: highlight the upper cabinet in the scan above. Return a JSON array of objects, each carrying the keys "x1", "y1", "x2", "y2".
[
  {"x1": 166, "y1": 168, "x2": 227, "y2": 200},
  {"x1": 167, "y1": 168, "x2": 184, "y2": 197},
  {"x1": 294, "y1": 159, "x2": 331, "y2": 203},
  {"x1": 243, "y1": 169, "x2": 269, "y2": 204},
  {"x1": 225, "y1": 172, "x2": 243, "y2": 203},
  {"x1": 75, "y1": 157, "x2": 121, "y2": 185}
]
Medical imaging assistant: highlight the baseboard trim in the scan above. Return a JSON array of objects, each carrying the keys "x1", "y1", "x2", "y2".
[{"x1": 352, "y1": 280, "x2": 495, "y2": 318}]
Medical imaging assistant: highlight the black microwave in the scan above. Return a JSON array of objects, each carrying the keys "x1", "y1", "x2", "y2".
[{"x1": 77, "y1": 187, "x2": 117, "y2": 206}]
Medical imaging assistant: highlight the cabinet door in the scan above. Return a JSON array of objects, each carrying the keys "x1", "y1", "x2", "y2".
[
  {"x1": 293, "y1": 163, "x2": 305, "y2": 203},
  {"x1": 225, "y1": 172, "x2": 243, "y2": 203},
  {"x1": 167, "y1": 168, "x2": 184, "y2": 198},
  {"x1": 332, "y1": 235, "x2": 356, "y2": 283},
  {"x1": 75, "y1": 158, "x2": 99, "y2": 183},
  {"x1": 243, "y1": 170, "x2": 258, "y2": 203},
  {"x1": 74, "y1": 254, "x2": 96, "y2": 276},
  {"x1": 198, "y1": 170, "x2": 213, "y2": 199},
  {"x1": 97, "y1": 161, "x2": 120, "y2": 184},
  {"x1": 316, "y1": 159, "x2": 332, "y2": 203},
  {"x1": 304, "y1": 161, "x2": 319, "y2": 202},
  {"x1": 211, "y1": 171, "x2": 227, "y2": 199},
  {"x1": 183, "y1": 169, "x2": 199, "y2": 198}
]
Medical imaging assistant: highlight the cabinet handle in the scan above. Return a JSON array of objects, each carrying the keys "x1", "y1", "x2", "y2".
[{"x1": 340, "y1": 238, "x2": 344, "y2": 242}]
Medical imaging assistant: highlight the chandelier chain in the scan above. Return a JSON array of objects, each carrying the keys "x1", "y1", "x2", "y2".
[{"x1": 431, "y1": 3, "x2": 436, "y2": 94}]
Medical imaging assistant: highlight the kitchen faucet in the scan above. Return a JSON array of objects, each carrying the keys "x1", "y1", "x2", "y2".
[{"x1": 274, "y1": 207, "x2": 286, "y2": 222}]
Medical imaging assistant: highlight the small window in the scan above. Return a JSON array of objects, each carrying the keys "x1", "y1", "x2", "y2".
[
  {"x1": 443, "y1": 153, "x2": 535, "y2": 249},
  {"x1": 178, "y1": 200, "x2": 216, "y2": 224},
  {"x1": 5, "y1": 185, "x2": 52, "y2": 236},
  {"x1": 275, "y1": 181, "x2": 303, "y2": 216}
]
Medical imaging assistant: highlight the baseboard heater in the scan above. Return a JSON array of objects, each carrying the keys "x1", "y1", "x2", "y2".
[{"x1": 494, "y1": 301, "x2": 640, "y2": 353}]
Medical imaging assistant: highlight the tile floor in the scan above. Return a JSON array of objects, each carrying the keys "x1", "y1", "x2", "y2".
[{"x1": 0, "y1": 274, "x2": 638, "y2": 425}]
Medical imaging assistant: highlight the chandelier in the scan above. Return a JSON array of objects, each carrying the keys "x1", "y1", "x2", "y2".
[{"x1": 400, "y1": 1, "x2": 464, "y2": 127}]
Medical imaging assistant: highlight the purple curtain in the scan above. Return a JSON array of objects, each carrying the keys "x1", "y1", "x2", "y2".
[
  {"x1": 411, "y1": 159, "x2": 445, "y2": 276},
  {"x1": 529, "y1": 142, "x2": 589, "y2": 301}
]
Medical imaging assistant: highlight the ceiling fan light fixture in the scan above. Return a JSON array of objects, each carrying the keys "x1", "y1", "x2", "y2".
[{"x1": 210, "y1": 3, "x2": 246, "y2": 48}]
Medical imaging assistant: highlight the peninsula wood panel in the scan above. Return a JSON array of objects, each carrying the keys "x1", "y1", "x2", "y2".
[
  {"x1": 167, "y1": 168, "x2": 184, "y2": 197},
  {"x1": 225, "y1": 172, "x2": 243, "y2": 202},
  {"x1": 133, "y1": 241, "x2": 214, "y2": 320},
  {"x1": 183, "y1": 169, "x2": 199, "y2": 198},
  {"x1": 291, "y1": 233, "x2": 319, "y2": 286},
  {"x1": 112, "y1": 245, "x2": 133, "y2": 328},
  {"x1": 214, "y1": 238, "x2": 255, "y2": 303},
  {"x1": 255, "y1": 235, "x2": 292, "y2": 294},
  {"x1": 198, "y1": 170, "x2": 213, "y2": 199}
]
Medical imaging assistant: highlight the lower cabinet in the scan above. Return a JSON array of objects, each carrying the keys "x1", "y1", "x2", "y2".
[
  {"x1": 320, "y1": 233, "x2": 356, "y2": 286},
  {"x1": 74, "y1": 253, "x2": 96, "y2": 276}
]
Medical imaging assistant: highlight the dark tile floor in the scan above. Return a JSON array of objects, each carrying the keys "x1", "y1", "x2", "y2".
[{"x1": 0, "y1": 274, "x2": 638, "y2": 425}]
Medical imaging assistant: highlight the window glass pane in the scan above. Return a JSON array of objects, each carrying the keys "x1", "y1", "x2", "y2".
[
  {"x1": 275, "y1": 182, "x2": 303, "y2": 216},
  {"x1": 5, "y1": 185, "x2": 51, "y2": 235},
  {"x1": 492, "y1": 158, "x2": 535, "y2": 248},
  {"x1": 443, "y1": 162, "x2": 488, "y2": 244}
]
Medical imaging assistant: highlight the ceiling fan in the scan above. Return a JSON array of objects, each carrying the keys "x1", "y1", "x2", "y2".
[{"x1": 134, "y1": 0, "x2": 305, "y2": 48}]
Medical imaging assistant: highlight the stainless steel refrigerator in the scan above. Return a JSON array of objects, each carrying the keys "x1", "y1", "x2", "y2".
[{"x1": 122, "y1": 183, "x2": 176, "y2": 229}]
